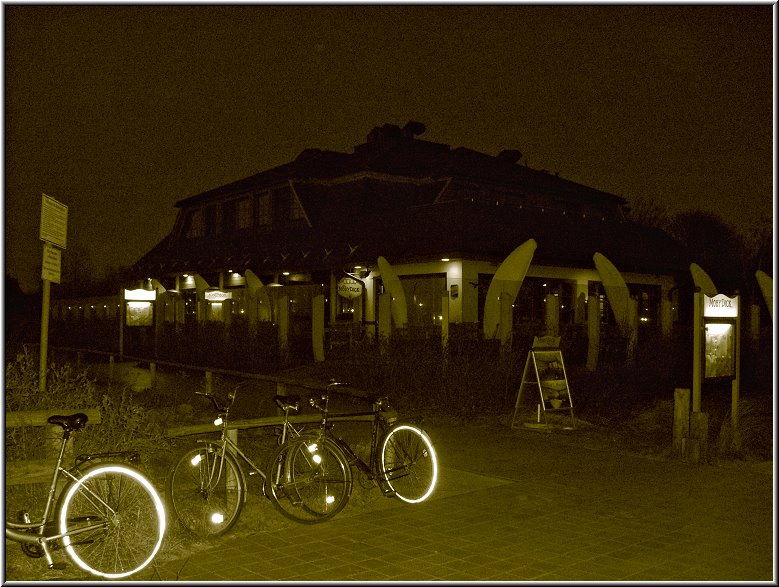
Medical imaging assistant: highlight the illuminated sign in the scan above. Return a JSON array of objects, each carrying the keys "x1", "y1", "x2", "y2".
[
  {"x1": 337, "y1": 277, "x2": 362, "y2": 299},
  {"x1": 703, "y1": 294, "x2": 738, "y2": 318},
  {"x1": 205, "y1": 290, "x2": 233, "y2": 301},
  {"x1": 124, "y1": 288, "x2": 156, "y2": 301}
]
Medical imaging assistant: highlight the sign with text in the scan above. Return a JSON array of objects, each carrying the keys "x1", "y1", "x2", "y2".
[
  {"x1": 205, "y1": 290, "x2": 233, "y2": 301},
  {"x1": 41, "y1": 242, "x2": 61, "y2": 283},
  {"x1": 40, "y1": 194, "x2": 68, "y2": 249},
  {"x1": 337, "y1": 277, "x2": 362, "y2": 299},
  {"x1": 703, "y1": 293, "x2": 738, "y2": 318}
]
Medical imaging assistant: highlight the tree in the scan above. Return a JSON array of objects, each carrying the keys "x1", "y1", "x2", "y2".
[{"x1": 667, "y1": 210, "x2": 749, "y2": 294}]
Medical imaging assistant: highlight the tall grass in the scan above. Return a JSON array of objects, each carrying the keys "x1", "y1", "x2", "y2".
[{"x1": 4, "y1": 346, "x2": 169, "y2": 465}]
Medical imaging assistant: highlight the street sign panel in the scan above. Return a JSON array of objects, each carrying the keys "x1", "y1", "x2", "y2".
[
  {"x1": 41, "y1": 242, "x2": 61, "y2": 283},
  {"x1": 40, "y1": 193, "x2": 68, "y2": 249}
]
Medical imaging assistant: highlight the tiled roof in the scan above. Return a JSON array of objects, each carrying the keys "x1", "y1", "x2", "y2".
[
  {"x1": 134, "y1": 199, "x2": 688, "y2": 278},
  {"x1": 133, "y1": 123, "x2": 687, "y2": 279}
]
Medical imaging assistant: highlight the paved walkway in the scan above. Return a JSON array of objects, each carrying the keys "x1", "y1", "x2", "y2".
[{"x1": 139, "y1": 420, "x2": 774, "y2": 582}]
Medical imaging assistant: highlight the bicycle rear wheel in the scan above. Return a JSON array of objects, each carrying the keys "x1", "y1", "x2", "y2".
[
  {"x1": 265, "y1": 434, "x2": 352, "y2": 524},
  {"x1": 56, "y1": 463, "x2": 166, "y2": 580},
  {"x1": 378, "y1": 424, "x2": 438, "y2": 503},
  {"x1": 168, "y1": 445, "x2": 245, "y2": 537}
]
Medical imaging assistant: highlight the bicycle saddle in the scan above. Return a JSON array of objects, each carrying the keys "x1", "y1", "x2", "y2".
[
  {"x1": 274, "y1": 395, "x2": 301, "y2": 412},
  {"x1": 47, "y1": 413, "x2": 89, "y2": 431}
]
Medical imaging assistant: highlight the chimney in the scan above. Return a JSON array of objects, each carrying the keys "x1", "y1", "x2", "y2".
[
  {"x1": 497, "y1": 149, "x2": 523, "y2": 163},
  {"x1": 401, "y1": 121, "x2": 426, "y2": 138}
]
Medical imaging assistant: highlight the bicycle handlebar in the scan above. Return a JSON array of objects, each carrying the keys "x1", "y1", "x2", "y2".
[{"x1": 194, "y1": 380, "x2": 252, "y2": 414}]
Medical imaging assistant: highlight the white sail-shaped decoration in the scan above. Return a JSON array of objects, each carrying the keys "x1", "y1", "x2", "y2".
[
  {"x1": 482, "y1": 239, "x2": 537, "y2": 340},
  {"x1": 756, "y1": 270, "x2": 773, "y2": 320},
  {"x1": 593, "y1": 252, "x2": 630, "y2": 328},
  {"x1": 192, "y1": 273, "x2": 210, "y2": 292},
  {"x1": 690, "y1": 263, "x2": 718, "y2": 297}
]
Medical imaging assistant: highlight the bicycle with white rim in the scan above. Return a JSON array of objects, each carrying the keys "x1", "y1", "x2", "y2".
[
  {"x1": 266, "y1": 380, "x2": 438, "y2": 523},
  {"x1": 5, "y1": 412, "x2": 166, "y2": 580}
]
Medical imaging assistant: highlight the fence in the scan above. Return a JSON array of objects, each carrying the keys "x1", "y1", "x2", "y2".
[{"x1": 6, "y1": 408, "x2": 101, "y2": 486}]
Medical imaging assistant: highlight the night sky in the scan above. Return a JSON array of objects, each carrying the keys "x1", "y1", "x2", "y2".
[{"x1": 4, "y1": 5, "x2": 774, "y2": 294}]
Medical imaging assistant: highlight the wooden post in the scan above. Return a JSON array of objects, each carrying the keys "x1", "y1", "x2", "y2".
[
  {"x1": 149, "y1": 362, "x2": 157, "y2": 388},
  {"x1": 692, "y1": 291, "x2": 703, "y2": 412},
  {"x1": 109, "y1": 355, "x2": 115, "y2": 382},
  {"x1": 731, "y1": 379, "x2": 741, "y2": 451},
  {"x1": 205, "y1": 370, "x2": 213, "y2": 394},
  {"x1": 545, "y1": 294, "x2": 559, "y2": 337},
  {"x1": 586, "y1": 294, "x2": 600, "y2": 371},
  {"x1": 312, "y1": 294, "x2": 325, "y2": 362},
  {"x1": 688, "y1": 411, "x2": 709, "y2": 464},
  {"x1": 441, "y1": 292, "x2": 450, "y2": 372},
  {"x1": 278, "y1": 294, "x2": 289, "y2": 365},
  {"x1": 672, "y1": 388, "x2": 690, "y2": 457},
  {"x1": 378, "y1": 291, "x2": 391, "y2": 352},
  {"x1": 39, "y1": 278, "x2": 51, "y2": 392},
  {"x1": 499, "y1": 294, "x2": 513, "y2": 356}
]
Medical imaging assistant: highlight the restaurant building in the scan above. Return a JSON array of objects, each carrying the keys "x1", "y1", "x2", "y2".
[{"x1": 124, "y1": 122, "x2": 688, "y2": 362}]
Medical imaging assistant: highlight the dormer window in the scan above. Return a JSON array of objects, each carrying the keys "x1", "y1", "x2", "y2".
[
  {"x1": 258, "y1": 192, "x2": 272, "y2": 227},
  {"x1": 185, "y1": 208, "x2": 205, "y2": 239}
]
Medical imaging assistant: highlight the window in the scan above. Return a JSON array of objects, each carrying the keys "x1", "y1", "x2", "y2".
[
  {"x1": 185, "y1": 208, "x2": 205, "y2": 239},
  {"x1": 258, "y1": 192, "x2": 272, "y2": 227},
  {"x1": 204, "y1": 205, "x2": 217, "y2": 237},
  {"x1": 399, "y1": 273, "x2": 446, "y2": 329},
  {"x1": 515, "y1": 278, "x2": 576, "y2": 325},
  {"x1": 291, "y1": 196, "x2": 305, "y2": 221},
  {"x1": 237, "y1": 198, "x2": 252, "y2": 230}
]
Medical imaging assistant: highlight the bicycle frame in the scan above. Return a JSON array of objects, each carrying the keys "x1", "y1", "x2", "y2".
[
  {"x1": 5, "y1": 428, "x2": 122, "y2": 570},
  {"x1": 191, "y1": 390, "x2": 305, "y2": 491},
  {"x1": 309, "y1": 385, "x2": 396, "y2": 481}
]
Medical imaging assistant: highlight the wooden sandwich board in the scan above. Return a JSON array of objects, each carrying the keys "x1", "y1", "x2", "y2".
[{"x1": 511, "y1": 336, "x2": 575, "y2": 432}]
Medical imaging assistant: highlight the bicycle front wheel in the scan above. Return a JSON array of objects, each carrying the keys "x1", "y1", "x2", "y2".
[
  {"x1": 168, "y1": 445, "x2": 245, "y2": 538},
  {"x1": 266, "y1": 434, "x2": 352, "y2": 524},
  {"x1": 57, "y1": 463, "x2": 166, "y2": 580},
  {"x1": 378, "y1": 424, "x2": 438, "y2": 503}
]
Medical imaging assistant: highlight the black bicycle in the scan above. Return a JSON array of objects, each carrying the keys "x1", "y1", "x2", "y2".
[{"x1": 266, "y1": 380, "x2": 438, "y2": 524}]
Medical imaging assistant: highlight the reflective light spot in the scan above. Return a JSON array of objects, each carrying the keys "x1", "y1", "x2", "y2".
[
  {"x1": 211, "y1": 512, "x2": 224, "y2": 525},
  {"x1": 190, "y1": 453, "x2": 202, "y2": 466},
  {"x1": 312, "y1": 454, "x2": 322, "y2": 465},
  {"x1": 325, "y1": 495, "x2": 335, "y2": 505},
  {"x1": 214, "y1": 417, "x2": 223, "y2": 426}
]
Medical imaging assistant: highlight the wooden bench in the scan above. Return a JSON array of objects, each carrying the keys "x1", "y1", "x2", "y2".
[{"x1": 5, "y1": 408, "x2": 101, "y2": 486}]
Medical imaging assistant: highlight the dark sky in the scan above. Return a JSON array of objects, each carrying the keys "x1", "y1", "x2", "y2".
[{"x1": 4, "y1": 5, "x2": 774, "y2": 294}]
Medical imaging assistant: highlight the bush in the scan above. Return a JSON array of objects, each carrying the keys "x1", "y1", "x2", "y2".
[{"x1": 5, "y1": 345, "x2": 168, "y2": 465}]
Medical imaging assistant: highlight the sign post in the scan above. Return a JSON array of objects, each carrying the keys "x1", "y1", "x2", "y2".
[
  {"x1": 38, "y1": 194, "x2": 68, "y2": 393},
  {"x1": 693, "y1": 291, "x2": 741, "y2": 451}
]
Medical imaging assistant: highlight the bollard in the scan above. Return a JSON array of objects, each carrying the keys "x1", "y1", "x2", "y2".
[
  {"x1": 673, "y1": 388, "x2": 690, "y2": 457},
  {"x1": 689, "y1": 411, "x2": 709, "y2": 464}
]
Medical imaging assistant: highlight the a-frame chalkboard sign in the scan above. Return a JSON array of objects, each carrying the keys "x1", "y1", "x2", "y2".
[{"x1": 511, "y1": 336, "x2": 575, "y2": 431}]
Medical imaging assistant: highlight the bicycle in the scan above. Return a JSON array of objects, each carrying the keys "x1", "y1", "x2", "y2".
[
  {"x1": 265, "y1": 380, "x2": 438, "y2": 524},
  {"x1": 166, "y1": 381, "x2": 347, "y2": 536},
  {"x1": 4, "y1": 412, "x2": 167, "y2": 580}
]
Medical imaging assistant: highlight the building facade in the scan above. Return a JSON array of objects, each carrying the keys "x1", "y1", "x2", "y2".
[{"x1": 124, "y1": 122, "x2": 688, "y2": 363}]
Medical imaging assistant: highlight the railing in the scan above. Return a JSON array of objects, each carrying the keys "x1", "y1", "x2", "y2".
[
  {"x1": 5, "y1": 408, "x2": 101, "y2": 486},
  {"x1": 42, "y1": 345, "x2": 397, "y2": 444}
]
